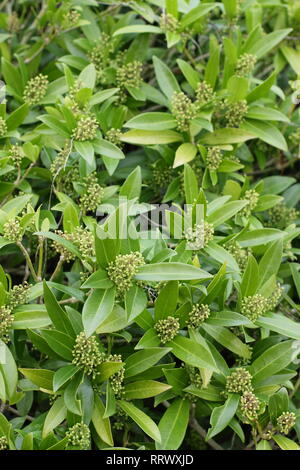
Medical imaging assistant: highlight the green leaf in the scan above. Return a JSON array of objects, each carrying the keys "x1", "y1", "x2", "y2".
[
  {"x1": 167, "y1": 336, "x2": 217, "y2": 371},
  {"x1": 135, "y1": 263, "x2": 212, "y2": 281},
  {"x1": 6, "y1": 104, "x2": 29, "y2": 131},
  {"x1": 125, "y1": 348, "x2": 171, "y2": 378},
  {"x1": 13, "y1": 305, "x2": 51, "y2": 329},
  {"x1": 156, "y1": 398, "x2": 190, "y2": 450},
  {"x1": 207, "y1": 394, "x2": 240, "y2": 440},
  {"x1": 92, "y1": 395, "x2": 113, "y2": 447},
  {"x1": 19, "y1": 369, "x2": 54, "y2": 391},
  {"x1": 81, "y1": 269, "x2": 114, "y2": 290},
  {"x1": 250, "y1": 340, "x2": 300, "y2": 385},
  {"x1": 207, "y1": 201, "x2": 247, "y2": 227},
  {"x1": 0, "y1": 340, "x2": 19, "y2": 403},
  {"x1": 43, "y1": 281, "x2": 74, "y2": 335},
  {"x1": 153, "y1": 56, "x2": 180, "y2": 99},
  {"x1": 242, "y1": 120, "x2": 287, "y2": 151},
  {"x1": 201, "y1": 324, "x2": 251, "y2": 359},
  {"x1": 41, "y1": 330, "x2": 75, "y2": 361},
  {"x1": 125, "y1": 113, "x2": 176, "y2": 131},
  {"x1": 124, "y1": 380, "x2": 171, "y2": 400},
  {"x1": 236, "y1": 228, "x2": 284, "y2": 247},
  {"x1": 173, "y1": 143, "x2": 197, "y2": 168},
  {"x1": 273, "y1": 435, "x2": 300, "y2": 451},
  {"x1": 241, "y1": 254, "x2": 259, "y2": 297},
  {"x1": 118, "y1": 400, "x2": 161, "y2": 442},
  {"x1": 82, "y1": 288, "x2": 116, "y2": 337},
  {"x1": 181, "y1": 3, "x2": 220, "y2": 28},
  {"x1": 155, "y1": 281, "x2": 178, "y2": 321},
  {"x1": 53, "y1": 365, "x2": 79, "y2": 393},
  {"x1": 113, "y1": 25, "x2": 162, "y2": 36},
  {"x1": 119, "y1": 166, "x2": 142, "y2": 200},
  {"x1": 245, "y1": 28, "x2": 292, "y2": 59},
  {"x1": 184, "y1": 163, "x2": 198, "y2": 205},
  {"x1": 256, "y1": 314, "x2": 300, "y2": 341},
  {"x1": 42, "y1": 397, "x2": 67, "y2": 438},
  {"x1": 199, "y1": 128, "x2": 254, "y2": 145},
  {"x1": 120, "y1": 129, "x2": 182, "y2": 145},
  {"x1": 258, "y1": 239, "x2": 283, "y2": 289},
  {"x1": 125, "y1": 285, "x2": 147, "y2": 322}
]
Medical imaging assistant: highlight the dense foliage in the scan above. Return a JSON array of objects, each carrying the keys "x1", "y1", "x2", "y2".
[{"x1": 0, "y1": 0, "x2": 300, "y2": 452}]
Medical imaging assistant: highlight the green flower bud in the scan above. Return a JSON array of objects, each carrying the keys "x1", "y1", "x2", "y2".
[
  {"x1": 289, "y1": 128, "x2": 300, "y2": 146},
  {"x1": 266, "y1": 283, "x2": 283, "y2": 311},
  {"x1": 154, "y1": 316, "x2": 180, "y2": 344},
  {"x1": 72, "y1": 115, "x2": 98, "y2": 141},
  {"x1": 266, "y1": 203, "x2": 299, "y2": 229},
  {"x1": 106, "y1": 354, "x2": 125, "y2": 397},
  {"x1": 61, "y1": 9, "x2": 81, "y2": 29},
  {"x1": 206, "y1": 147, "x2": 223, "y2": 171},
  {"x1": 107, "y1": 252, "x2": 145, "y2": 296},
  {"x1": 241, "y1": 189, "x2": 259, "y2": 217},
  {"x1": 66, "y1": 422, "x2": 90, "y2": 450},
  {"x1": 3, "y1": 218, "x2": 23, "y2": 243},
  {"x1": 116, "y1": 61, "x2": 143, "y2": 101},
  {"x1": 0, "y1": 117, "x2": 7, "y2": 137},
  {"x1": 50, "y1": 141, "x2": 72, "y2": 177},
  {"x1": 23, "y1": 74, "x2": 48, "y2": 105},
  {"x1": 235, "y1": 53, "x2": 257, "y2": 77},
  {"x1": 151, "y1": 165, "x2": 174, "y2": 190},
  {"x1": 185, "y1": 221, "x2": 214, "y2": 250},
  {"x1": 226, "y1": 368, "x2": 253, "y2": 394},
  {"x1": 52, "y1": 230, "x2": 76, "y2": 262},
  {"x1": 72, "y1": 332, "x2": 105, "y2": 378},
  {"x1": 187, "y1": 303, "x2": 210, "y2": 328},
  {"x1": 241, "y1": 294, "x2": 268, "y2": 322},
  {"x1": 160, "y1": 13, "x2": 179, "y2": 33},
  {"x1": 171, "y1": 92, "x2": 196, "y2": 132},
  {"x1": 186, "y1": 364, "x2": 202, "y2": 388},
  {"x1": 240, "y1": 391, "x2": 260, "y2": 421},
  {"x1": 8, "y1": 145, "x2": 23, "y2": 167},
  {"x1": 0, "y1": 436, "x2": 8, "y2": 450},
  {"x1": 277, "y1": 411, "x2": 296, "y2": 435},
  {"x1": 7, "y1": 282, "x2": 30, "y2": 309},
  {"x1": 88, "y1": 33, "x2": 116, "y2": 73},
  {"x1": 225, "y1": 99, "x2": 248, "y2": 127},
  {"x1": 0, "y1": 306, "x2": 13, "y2": 343},
  {"x1": 79, "y1": 173, "x2": 104, "y2": 213}
]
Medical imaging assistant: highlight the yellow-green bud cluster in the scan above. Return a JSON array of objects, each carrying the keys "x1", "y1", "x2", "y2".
[
  {"x1": 73, "y1": 227, "x2": 95, "y2": 262},
  {"x1": 171, "y1": 92, "x2": 196, "y2": 131},
  {"x1": 106, "y1": 128, "x2": 122, "y2": 146},
  {"x1": 152, "y1": 165, "x2": 174, "y2": 189},
  {"x1": 235, "y1": 53, "x2": 257, "y2": 77},
  {"x1": 7, "y1": 282, "x2": 30, "y2": 309},
  {"x1": 241, "y1": 189, "x2": 259, "y2": 217},
  {"x1": 8, "y1": 11, "x2": 20, "y2": 33},
  {"x1": 8, "y1": 145, "x2": 23, "y2": 166},
  {"x1": 226, "y1": 368, "x2": 253, "y2": 394},
  {"x1": 72, "y1": 332, "x2": 105, "y2": 379},
  {"x1": 66, "y1": 422, "x2": 90, "y2": 450},
  {"x1": 206, "y1": 147, "x2": 223, "y2": 171},
  {"x1": 240, "y1": 390, "x2": 260, "y2": 421},
  {"x1": 195, "y1": 81, "x2": 216, "y2": 108},
  {"x1": 0, "y1": 117, "x2": 7, "y2": 137},
  {"x1": 107, "y1": 252, "x2": 145, "y2": 296},
  {"x1": 88, "y1": 34, "x2": 115, "y2": 72},
  {"x1": 79, "y1": 173, "x2": 104, "y2": 213},
  {"x1": 154, "y1": 316, "x2": 180, "y2": 344},
  {"x1": 160, "y1": 13, "x2": 179, "y2": 33},
  {"x1": 225, "y1": 100, "x2": 248, "y2": 127},
  {"x1": 0, "y1": 306, "x2": 13, "y2": 343},
  {"x1": 185, "y1": 221, "x2": 214, "y2": 251},
  {"x1": 61, "y1": 9, "x2": 81, "y2": 29},
  {"x1": 3, "y1": 218, "x2": 23, "y2": 242},
  {"x1": 226, "y1": 241, "x2": 251, "y2": 271},
  {"x1": 0, "y1": 436, "x2": 8, "y2": 450},
  {"x1": 241, "y1": 294, "x2": 268, "y2": 322},
  {"x1": 267, "y1": 203, "x2": 299, "y2": 229},
  {"x1": 72, "y1": 115, "x2": 98, "y2": 141},
  {"x1": 116, "y1": 61, "x2": 143, "y2": 89},
  {"x1": 107, "y1": 354, "x2": 125, "y2": 397},
  {"x1": 289, "y1": 128, "x2": 300, "y2": 146},
  {"x1": 50, "y1": 141, "x2": 72, "y2": 177},
  {"x1": 266, "y1": 283, "x2": 283, "y2": 311},
  {"x1": 23, "y1": 74, "x2": 48, "y2": 105},
  {"x1": 276, "y1": 411, "x2": 296, "y2": 435},
  {"x1": 52, "y1": 230, "x2": 76, "y2": 262},
  {"x1": 187, "y1": 303, "x2": 210, "y2": 328},
  {"x1": 186, "y1": 365, "x2": 202, "y2": 389}
]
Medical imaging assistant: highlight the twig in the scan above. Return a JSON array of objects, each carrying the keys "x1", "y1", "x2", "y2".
[{"x1": 189, "y1": 417, "x2": 224, "y2": 451}]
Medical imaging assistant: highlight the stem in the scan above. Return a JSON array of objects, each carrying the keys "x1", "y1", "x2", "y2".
[
  {"x1": 49, "y1": 256, "x2": 64, "y2": 282},
  {"x1": 189, "y1": 417, "x2": 224, "y2": 451},
  {"x1": 17, "y1": 242, "x2": 38, "y2": 282},
  {"x1": 37, "y1": 236, "x2": 44, "y2": 281}
]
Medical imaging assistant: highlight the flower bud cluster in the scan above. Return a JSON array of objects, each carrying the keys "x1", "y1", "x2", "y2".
[
  {"x1": 241, "y1": 294, "x2": 268, "y2": 322},
  {"x1": 106, "y1": 354, "x2": 125, "y2": 397},
  {"x1": 235, "y1": 53, "x2": 257, "y2": 77},
  {"x1": 116, "y1": 61, "x2": 143, "y2": 101},
  {"x1": 240, "y1": 390, "x2": 260, "y2": 421},
  {"x1": 154, "y1": 316, "x2": 180, "y2": 343},
  {"x1": 171, "y1": 92, "x2": 196, "y2": 131},
  {"x1": 206, "y1": 147, "x2": 223, "y2": 171},
  {"x1": 195, "y1": 81, "x2": 216, "y2": 108},
  {"x1": 226, "y1": 241, "x2": 251, "y2": 271},
  {"x1": 160, "y1": 13, "x2": 179, "y2": 33},
  {"x1": 50, "y1": 141, "x2": 72, "y2": 177},
  {"x1": 61, "y1": 9, "x2": 81, "y2": 29},
  {"x1": 224, "y1": 99, "x2": 248, "y2": 127},
  {"x1": 23, "y1": 74, "x2": 48, "y2": 105},
  {"x1": 8, "y1": 145, "x2": 23, "y2": 167},
  {"x1": 185, "y1": 221, "x2": 214, "y2": 250},
  {"x1": 7, "y1": 282, "x2": 30, "y2": 309},
  {"x1": 71, "y1": 115, "x2": 98, "y2": 141},
  {"x1": 66, "y1": 422, "x2": 90, "y2": 450},
  {"x1": 106, "y1": 128, "x2": 122, "y2": 146},
  {"x1": 187, "y1": 303, "x2": 210, "y2": 328},
  {"x1": 0, "y1": 117, "x2": 7, "y2": 137},
  {"x1": 241, "y1": 189, "x2": 259, "y2": 217},
  {"x1": 0, "y1": 436, "x2": 8, "y2": 450},
  {"x1": 226, "y1": 367, "x2": 253, "y2": 394},
  {"x1": 267, "y1": 203, "x2": 299, "y2": 229},
  {"x1": 79, "y1": 173, "x2": 104, "y2": 213},
  {"x1": 3, "y1": 218, "x2": 23, "y2": 243},
  {"x1": 0, "y1": 306, "x2": 13, "y2": 343},
  {"x1": 107, "y1": 252, "x2": 145, "y2": 296},
  {"x1": 266, "y1": 283, "x2": 283, "y2": 311},
  {"x1": 72, "y1": 332, "x2": 105, "y2": 379},
  {"x1": 276, "y1": 411, "x2": 296, "y2": 435}
]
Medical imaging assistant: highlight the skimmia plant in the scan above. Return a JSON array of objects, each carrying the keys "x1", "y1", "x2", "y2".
[{"x1": 0, "y1": 0, "x2": 299, "y2": 452}]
